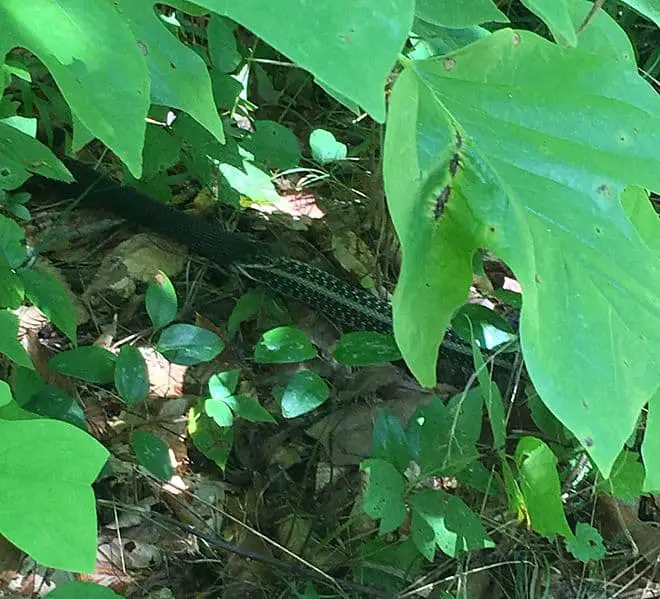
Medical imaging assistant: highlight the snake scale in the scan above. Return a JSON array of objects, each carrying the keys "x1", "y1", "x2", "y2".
[{"x1": 30, "y1": 158, "x2": 515, "y2": 378}]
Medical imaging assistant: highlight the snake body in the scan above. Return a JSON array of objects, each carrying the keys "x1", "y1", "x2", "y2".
[{"x1": 31, "y1": 158, "x2": 514, "y2": 374}]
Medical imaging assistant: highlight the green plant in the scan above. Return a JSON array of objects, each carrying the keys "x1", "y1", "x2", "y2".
[{"x1": 0, "y1": 0, "x2": 657, "y2": 591}]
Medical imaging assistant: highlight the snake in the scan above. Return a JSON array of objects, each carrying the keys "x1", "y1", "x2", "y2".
[{"x1": 29, "y1": 157, "x2": 517, "y2": 375}]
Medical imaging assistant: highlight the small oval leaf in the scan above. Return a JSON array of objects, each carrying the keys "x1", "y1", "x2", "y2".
[
  {"x1": 48, "y1": 346, "x2": 116, "y2": 384},
  {"x1": 254, "y1": 326, "x2": 316, "y2": 364},
  {"x1": 333, "y1": 332, "x2": 401, "y2": 366},
  {"x1": 280, "y1": 370, "x2": 330, "y2": 418},
  {"x1": 130, "y1": 430, "x2": 173, "y2": 482},
  {"x1": 156, "y1": 324, "x2": 224, "y2": 365},
  {"x1": 115, "y1": 346, "x2": 149, "y2": 405},
  {"x1": 146, "y1": 271, "x2": 178, "y2": 330}
]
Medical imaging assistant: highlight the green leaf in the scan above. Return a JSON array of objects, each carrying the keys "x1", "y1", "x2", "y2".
[
  {"x1": 0, "y1": 256, "x2": 23, "y2": 308},
  {"x1": 309, "y1": 128, "x2": 347, "y2": 164},
  {"x1": 0, "y1": 213, "x2": 27, "y2": 267},
  {"x1": 0, "y1": 380, "x2": 12, "y2": 407},
  {"x1": 156, "y1": 324, "x2": 225, "y2": 365},
  {"x1": 0, "y1": 418, "x2": 108, "y2": 572},
  {"x1": 410, "y1": 489, "x2": 494, "y2": 559},
  {"x1": 241, "y1": 120, "x2": 301, "y2": 170},
  {"x1": 565, "y1": 522, "x2": 606, "y2": 562},
  {"x1": 224, "y1": 393, "x2": 276, "y2": 423},
  {"x1": 333, "y1": 332, "x2": 402, "y2": 366},
  {"x1": 188, "y1": 405, "x2": 233, "y2": 470},
  {"x1": 19, "y1": 267, "x2": 77, "y2": 343},
  {"x1": 208, "y1": 15, "x2": 242, "y2": 73},
  {"x1": 113, "y1": 0, "x2": 225, "y2": 145},
  {"x1": 254, "y1": 326, "x2": 317, "y2": 363},
  {"x1": 410, "y1": 21, "x2": 491, "y2": 59},
  {"x1": 473, "y1": 346, "x2": 506, "y2": 450},
  {"x1": 520, "y1": 0, "x2": 576, "y2": 46},
  {"x1": 204, "y1": 397, "x2": 234, "y2": 427},
  {"x1": 451, "y1": 304, "x2": 517, "y2": 351},
  {"x1": 205, "y1": 0, "x2": 414, "y2": 122},
  {"x1": 372, "y1": 410, "x2": 413, "y2": 474},
  {"x1": 447, "y1": 387, "x2": 484, "y2": 449},
  {"x1": 361, "y1": 458, "x2": 407, "y2": 534},
  {"x1": 209, "y1": 370, "x2": 241, "y2": 399},
  {"x1": 384, "y1": 27, "x2": 660, "y2": 476},
  {"x1": 47, "y1": 581, "x2": 124, "y2": 599},
  {"x1": 130, "y1": 430, "x2": 173, "y2": 482},
  {"x1": 146, "y1": 270, "x2": 178, "y2": 330},
  {"x1": 0, "y1": 1, "x2": 149, "y2": 175},
  {"x1": 115, "y1": 346, "x2": 149, "y2": 405},
  {"x1": 24, "y1": 386, "x2": 87, "y2": 430},
  {"x1": 280, "y1": 370, "x2": 330, "y2": 418},
  {"x1": 228, "y1": 288, "x2": 267, "y2": 337},
  {"x1": 0, "y1": 310, "x2": 32, "y2": 369},
  {"x1": 514, "y1": 436, "x2": 573, "y2": 539},
  {"x1": 415, "y1": 0, "x2": 508, "y2": 28},
  {"x1": 219, "y1": 160, "x2": 280, "y2": 204},
  {"x1": 49, "y1": 346, "x2": 116, "y2": 384},
  {"x1": 643, "y1": 386, "x2": 660, "y2": 492},
  {"x1": 598, "y1": 449, "x2": 644, "y2": 502}
]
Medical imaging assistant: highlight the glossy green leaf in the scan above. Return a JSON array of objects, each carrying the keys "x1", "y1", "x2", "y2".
[
  {"x1": 473, "y1": 346, "x2": 506, "y2": 450},
  {"x1": 514, "y1": 436, "x2": 573, "y2": 539},
  {"x1": 254, "y1": 326, "x2": 316, "y2": 363},
  {"x1": 565, "y1": 522, "x2": 606, "y2": 562},
  {"x1": 280, "y1": 370, "x2": 329, "y2": 418},
  {"x1": 384, "y1": 25, "x2": 660, "y2": 476},
  {"x1": 48, "y1": 346, "x2": 116, "y2": 384},
  {"x1": 415, "y1": 0, "x2": 507, "y2": 28},
  {"x1": 0, "y1": 256, "x2": 23, "y2": 308},
  {"x1": 0, "y1": 1, "x2": 149, "y2": 175},
  {"x1": 0, "y1": 310, "x2": 32, "y2": 369},
  {"x1": 220, "y1": 160, "x2": 280, "y2": 203},
  {"x1": 228, "y1": 289, "x2": 266, "y2": 337},
  {"x1": 19, "y1": 267, "x2": 77, "y2": 343},
  {"x1": 205, "y1": 0, "x2": 414, "y2": 122},
  {"x1": 372, "y1": 410, "x2": 412, "y2": 474},
  {"x1": 309, "y1": 129, "x2": 347, "y2": 164},
  {"x1": 451, "y1": 304, "x2": 517, "y2": 351},
  {"x1": 0, "y1": 380, "x2": 12, "y2": 407},
  {"x1": 130, "y1": 430, "x2": 173, "y2": 482},
  {"x1": 188, "y1": 405, "x2": 233, "y2": 470},
  {"x1": 643, "y1": 386, "x2": 660, "y2": 492},
  {"x1": 241, "y1": 120, "x2": 301, "y2": 170},
  {"x1": 361, "y1": 458, "x2": 407, "y2": 534},
  {"x1": 115, "y1": 346, "x2": 149, "y2": 405},
  {"x1": 209, "y1": 369, "x2": 240, "y2": 400},
  {"x1": 333, "y1": 332, "x2": 402, "y2": 366},
  {"x1": 410, "y1": 489, "x2": 494, "y2": 559},
  {"x1": 204, "y1": 397, "x2": 234, "y2": 427},
  {"x1": 156, "y1": 324, "x2": 224, "y2": 365},
  {"x1": 520, "y1": 0, "x2": 576, "y2": 45},
  {"x1": 146, "y1": 270, "x2": 178, "y2": 330},
  {"x1": 0, "y1": 418, "x2": 108, "y2": 572}
]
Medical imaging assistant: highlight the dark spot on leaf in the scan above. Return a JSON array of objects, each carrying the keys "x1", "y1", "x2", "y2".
[
  {"x1": 449, "y1": 153, "x2": 460, "y2": 177},
  {"x1": 535, "y1": 274, "x2": 541, "y2": 284},
  {"x1": 434, "y1": 186, "x2": 451, "y2": 219},
  {"x1": 170, "y1": 62, "x2": 176, "y2": 69},
  {"x1": 584, "y1": 437, "x2": 593, "y2": 447},
  {"x1": 595, "y1": 226, "x2": 602, "y2": 235},
  {"x1": 512, "y1": 33, "x2": 521, "y2": 46},
  {"x1": 443, "y1": 57, "x2": 456, "y2": 71},
  {"x1": 488, "y1": 225, "x2": 496, "y2": 233},
  {"x1": 0, "y1": 168, "x2": 9, "y2": 177},
  {"x1": 137, "y1": 41, "x2": 148, "y2": 55},
  {"x1": 124, "y1": 540, "x2": 137, "y2": 551},
  {"x1": 596, "y1": 184, "x2": 609, "y2": 196}
]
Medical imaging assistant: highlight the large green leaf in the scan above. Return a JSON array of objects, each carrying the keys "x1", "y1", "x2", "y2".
[
  {"x1": 520, "y1": 0, "x2": 576, "y2": 46},
  {"x1": 0, "y1": 0, "x2": 149, "y2": 175},
  {"x1": 0, "y1": 417, "x2": 108, "y2": 572},
  {"x1": 114, "y1": 0, "x2": 225, "y2": 144},
  {"x1": 415, "y1": 0, "x2": 508, "y2": 28},
  {"x1": 384, "y1": 27, "x2": 660, "y2": 477},
  {"x1": 203, "y1": 0, "x2": 414, "y2": 122},
  {"x1": 620, "y1": 0, "x2": 660, "y2": 26}
]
